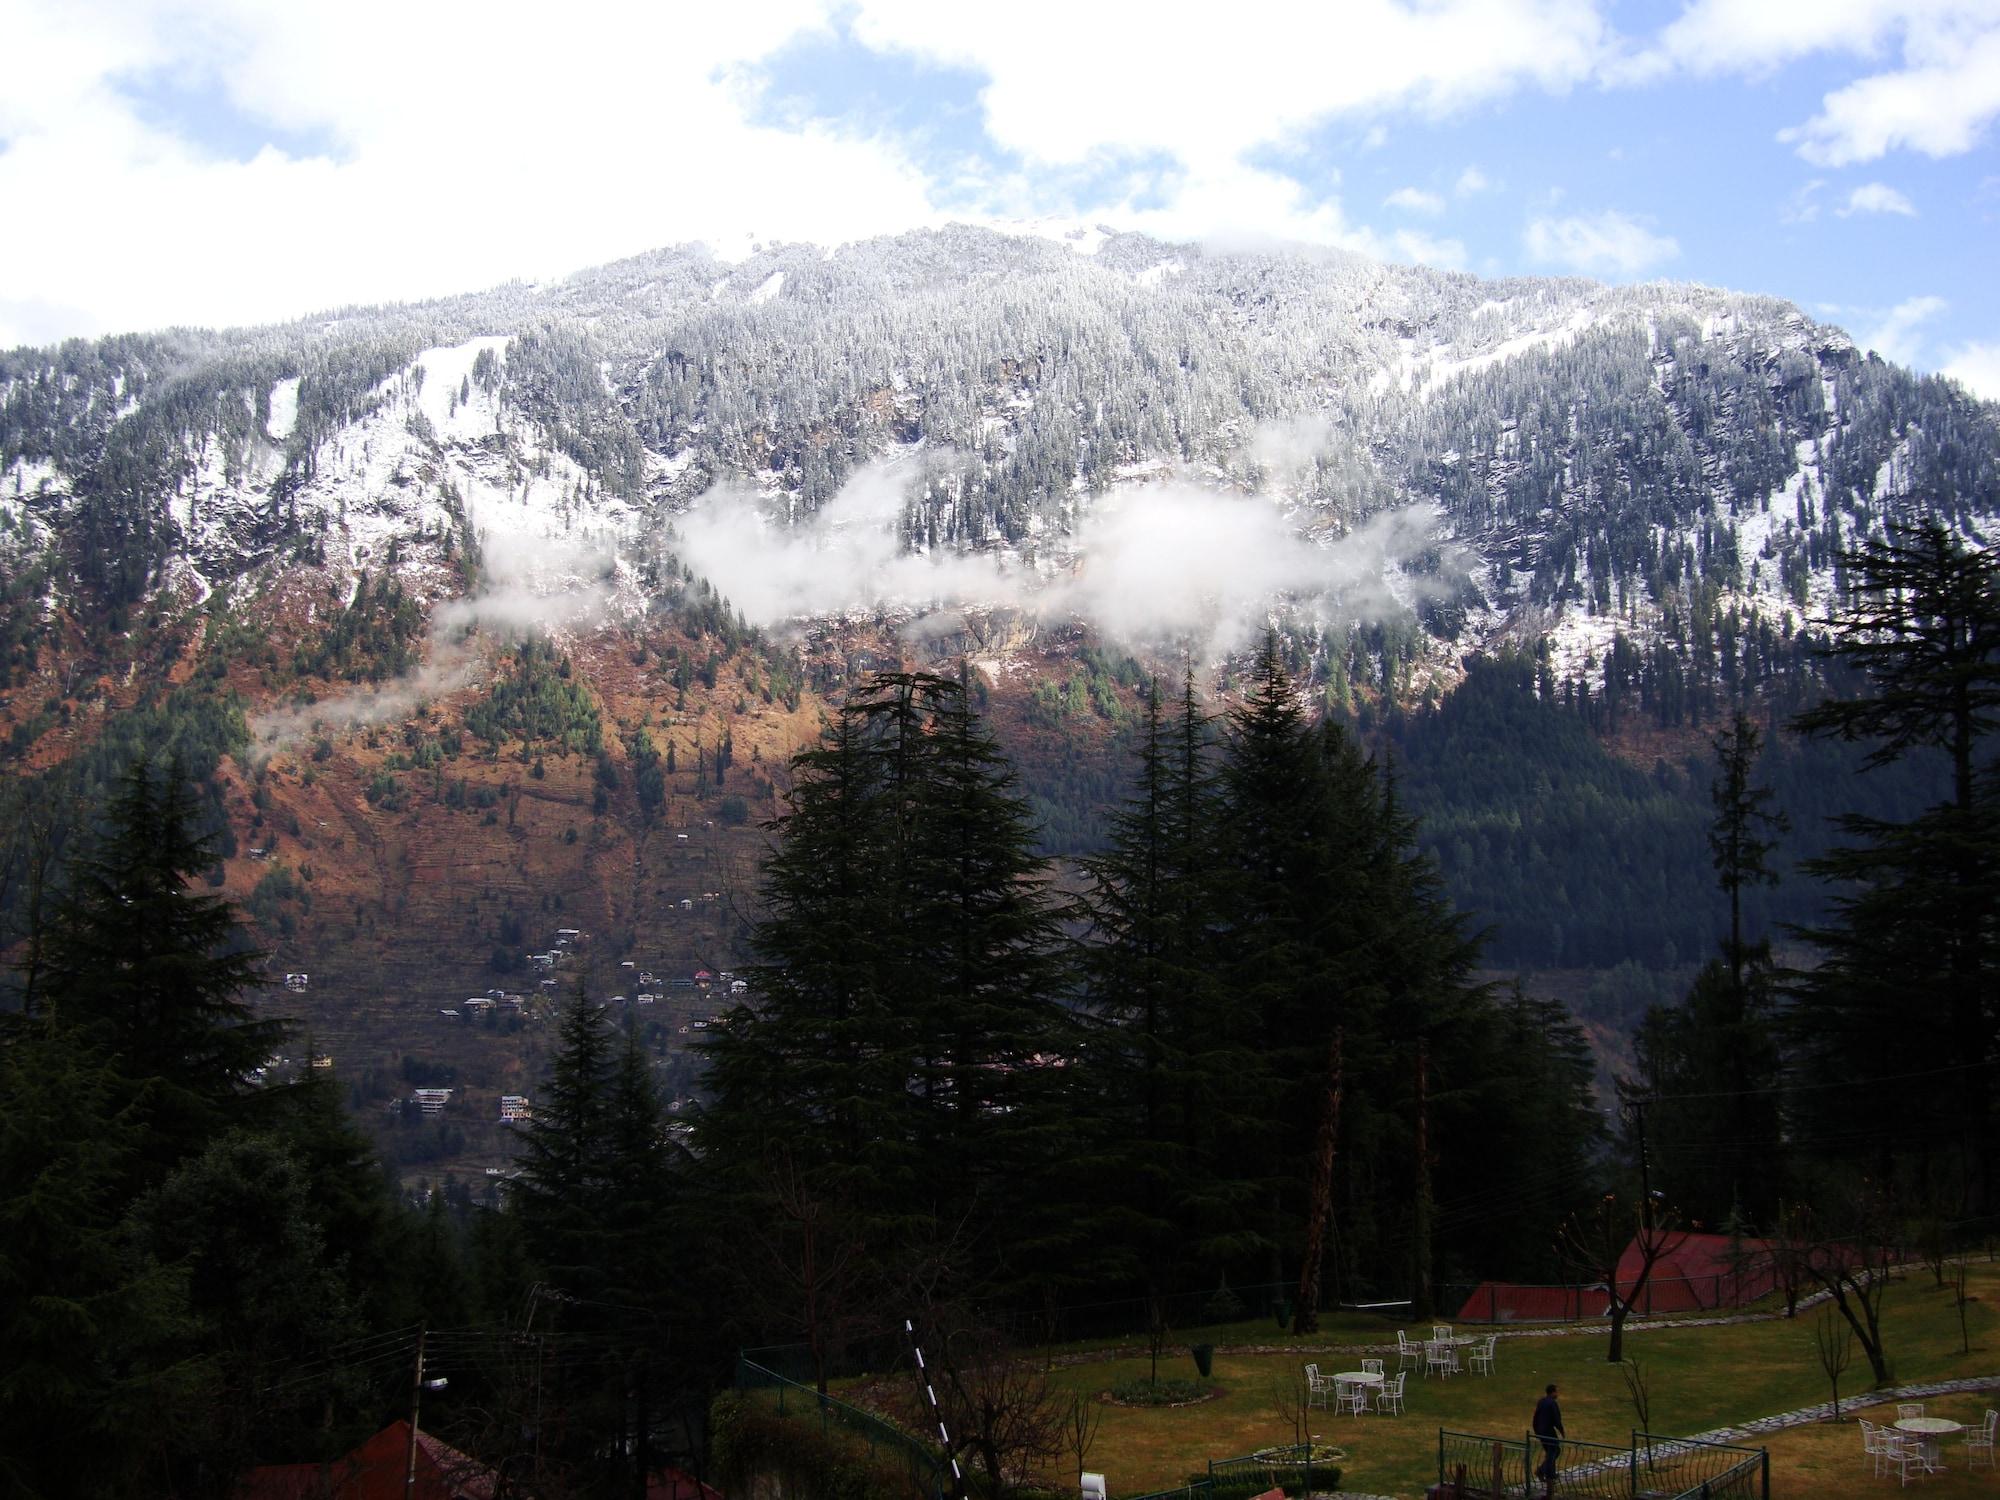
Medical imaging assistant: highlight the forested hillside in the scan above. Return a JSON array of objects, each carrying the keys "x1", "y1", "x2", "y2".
[{"x1": 1, "y1": 226, "x2": 1995, "y2": 1195}]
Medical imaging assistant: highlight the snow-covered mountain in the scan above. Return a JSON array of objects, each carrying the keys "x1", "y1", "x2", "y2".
[{"x1": 3, "y1": 224, "x2": 1996, "y2": 706}]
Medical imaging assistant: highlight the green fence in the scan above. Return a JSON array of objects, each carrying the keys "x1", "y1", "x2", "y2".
[
  {"x1": 1629, "y1": 1434, "x2": 1769, "y2": 1500},
  {"x1": 1121, "y1": 1441, "x2": 1344, "y2": 1500},
  {"x1": 735, "y1": 1355, "x2": 952, "y2": 1500},
  {"x1": 1439, "y1": 1428, "x2": 1531, "y2": 1497},
  {"x1": 1436, "y1": 1429, "x2": 1767, "y2": 1500}
]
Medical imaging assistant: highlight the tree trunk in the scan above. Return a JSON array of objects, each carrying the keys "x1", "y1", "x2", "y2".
[
  {"x1": 1294, "y1": 1027, "x2": 1344, "y2": 1335},
  {"x1": 1412, "y1": 1038, "x2": 1434, "y2": 1322}
]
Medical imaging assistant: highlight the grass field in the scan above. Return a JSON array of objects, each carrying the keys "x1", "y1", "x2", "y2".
[{"x1": 1049, "y1": 1265, "x2": 2000, "y2": 1497}]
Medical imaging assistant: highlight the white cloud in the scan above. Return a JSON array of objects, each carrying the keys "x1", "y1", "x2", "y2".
[
  {"x1": 1837, "y1": 181, "x2": 1918, "y2": 215},
  {"x1": 1385, "y1": 186, "x2": 1446, "y2": 214},
  {"x1": 1630, "y1": 1, "x2": 2000, "y2": 166},
  {"x1": 3, "y1": 0, "x2": 1992, "y2": 346},
  {"x1": 1782, "y1": 28, "x2": 2000, "y2": 164},
  {"x1": 1781, "y1": 179, "x2": 1827, "y2": 222},
  {"x1": 676, "y1": 457, "x2": 1447, "y2": 659},
  {"x1": 1523, "y1": 210, "x2": 1679, "y2": 276},
  {"x1": 1940, "y1": 340, "x2": 2000, "y2": 400},
  {"x1": 1386, "y1": 228, "x2": 1469, "y2": 270},
  {"x1": 1859, "y1": 293, "x2": 1947, "y2": 365},
  {"x1": 847, "y1": 0, "x2": 1612, "y2": 168},
  {"x1": 0, "y1": 0, "x2": 941, "y2": 345}
]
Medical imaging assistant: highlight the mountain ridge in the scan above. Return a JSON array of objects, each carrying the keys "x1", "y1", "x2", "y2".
[{"x1": 1, "y1": 229, "x2": 1994, "y2": 1149}]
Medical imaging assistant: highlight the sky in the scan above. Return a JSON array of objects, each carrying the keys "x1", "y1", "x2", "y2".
[{"x1": 1, "y1": 0, "x2": 1996, "y2": 397}]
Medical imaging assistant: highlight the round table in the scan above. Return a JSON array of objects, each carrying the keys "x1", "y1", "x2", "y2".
[{"x1": 1896, "y1": 1416, "x2": 1963, "y2": 1471}]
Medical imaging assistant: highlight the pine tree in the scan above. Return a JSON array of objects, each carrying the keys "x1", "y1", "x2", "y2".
[
  {"x1": 699, "y1": 671, "x2": 1069, "y2": 1296},
  {"x1": 1787, "y1": 521, "x2": 2000, "y2": 1205},
  {"x1": 35, "y1": 762, "x2": 282, "y2": 1177},
  {"x1": 1709, "y1": 711, "x2": 1789, "y2": 994},
  {"x1": 511, "y1": 989, "x2": 617, "y2": 1300},
  {"x1": 1621, "y1": 711, "x2": 1788, "y2": 1225},
  {"x1": 0, "y1": 1026, "x2": 205, "y2": 1498},
  {"x1": 1077, "y1": 675, "x2": 1254, "y2": 1290}
]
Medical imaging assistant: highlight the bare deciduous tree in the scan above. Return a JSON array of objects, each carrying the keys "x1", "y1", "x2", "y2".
[
  {"x1": 917, "y1": 1307, "x2": 1067, "y2": 1500},
  {"x1": 1555, "y1": 1192, "x2": 1689, "y2": 1362},
  {"x1": 1623, "y1": 1358, "x2": 1655, "y2": 1470},
  {"x1": 1793, "y1": 1196, "x2": 1897, "y2": 1387},
  {"x1": 1814, "y1": 1304, "x2": 1856, "y2": 1419},
  {"x1": 1268, "y1": 1367, "x2": 1310, "y2": 1453},
  {"x1": 1144, "y1": 1295, "x2": 1170, "y2": 1389},
  {"x1": 1063, "y1": 1390, "x2": 1102, "y2": 1489}
]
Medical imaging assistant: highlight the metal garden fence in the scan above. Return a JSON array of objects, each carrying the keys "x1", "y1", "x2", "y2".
[
  {"x1": 1436, "y1": 1429, "x2": 1767, "y2": 1500},
  {"x1": 734, "y1": 1355, "x2": 951, "y2": 1500}
]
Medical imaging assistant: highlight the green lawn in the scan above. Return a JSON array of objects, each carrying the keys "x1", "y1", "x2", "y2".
[{"x1": 1053, "y1": 1268, "x2": 2000, "y2": 1497}]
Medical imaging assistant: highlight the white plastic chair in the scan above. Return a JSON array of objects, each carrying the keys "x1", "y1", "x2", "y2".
[
  {"x1": 1898, "y1": 1402, "x2": 1926, "y2": 1422},
  {"x1": 1304, "y1": 1363, "x2": 1331, "y2": 1409},
  {"x1": 1965, "y1": 1410, "x2": 1997, "y2": 1469},
  {"x1": 1361, "y1": 1357, "x2": 1385, "y2": 1377},
  {"x1": 1432, "y1": 1323, "x2": 1454, "y2": 1342},
  {"x1": 1860, "y1": 1419, "x2": 1889, "y2": 1477},
  {"x1": 1395, "y1": 1330, "x2": 1422, "y2": 1373},
  {"x1": 1425, "y1": 1339, "x2": 1458, "y2": 1378},
  {"x1": 1334, "y1": 1377, "x2": 1369, "y2": 1417},
  {"x1": 1468, "y1": 1334, "x2": 1497, "y2": 1375},
  {"x1": 1377, "y1": 1371, "x2": 1406, "y2": 1416},
  {"x1": 1882, "y1": 1431, "x2": 1926, "y2": 1486}
]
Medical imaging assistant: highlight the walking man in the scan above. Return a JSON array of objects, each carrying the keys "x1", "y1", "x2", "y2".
[{"x1": 1533, "y1": 1382, "x2": 1565, "y2": 1494}]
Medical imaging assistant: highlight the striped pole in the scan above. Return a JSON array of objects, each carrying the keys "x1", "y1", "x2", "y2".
[{"x1": 907, "y1": 1317, "x2": 964, "y2": 1500}]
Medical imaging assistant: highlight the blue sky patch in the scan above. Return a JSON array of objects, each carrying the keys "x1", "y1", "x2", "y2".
[{"x1": 113, "y1": 68, "x2": 342, "y2": 164}]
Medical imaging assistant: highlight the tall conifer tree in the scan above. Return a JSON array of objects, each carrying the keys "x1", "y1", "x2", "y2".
[{"x1": 1787, "y1": 521, "x2": 2000, "y2": 1204}]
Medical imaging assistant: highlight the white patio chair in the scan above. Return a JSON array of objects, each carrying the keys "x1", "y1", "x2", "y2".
[
  {"x1": 1432, "y1": 1323, "x2": 1454, "y2": 1342},
  {"x1": 1361, "y1": 1357, "x2": 1385, "y2": 1377},
  {"x1": 1304, "y1": 1362, "x2": 1330, "y2": 1408},
  {"x1": 1468, "y1": 1333, "x2": 1497, "y2": 1375},
  {"x1": 1395, "y1": 1330, "x2": 1422, "y2": 1373},
  {"x1": 1425, "y1": 1339, "x2": 1458, "y2": 1378},
  {"x1": 1861, "y1": 1419, "x2": 1886, "y2": 1477},
  {"x1": 1964, "y1": 1409, "x2": 1997, "y2": 1469},
  {"x1": 1377, "y1": 1371, "x2": 1407, "y2": 1416},
  {"x1": 1334, "y1": 1377, "x2": 1369, "y2": 1417},
  {"x1": 1882, "y1": 1431, "x2": 1927, "y2": 1486},
  {"x1": 1897, "y1": 1402, "x2": 1926, "y2": 1422}
]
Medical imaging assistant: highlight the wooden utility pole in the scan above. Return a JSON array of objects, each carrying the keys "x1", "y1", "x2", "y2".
[{"x1": 406, "y1": 1326, "x2": 428, "y2": 1496}]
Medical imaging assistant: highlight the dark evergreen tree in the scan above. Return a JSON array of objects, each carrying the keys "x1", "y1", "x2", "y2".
[
  {"x1": 133, "y1": 1131, "x2": 363, "y2": 1487},
  {"x1": 1622, "y1": 712, "x2": 1788, "y2": 1226},
  {"x1": 1787, "y1": 521, "x2": 2000, "y2": 1206},
  {"x1": 511, "y1": 989, "x2": 618, "y2": 1301},
  {"x1": 1709, "y1": 712, "x2": 1789, "y2": 993},
  {"x1": 699, "y1": 671, "x2": 1069, "y2": 1302},
  {"x1": 0, "y1": 1026, "x2": 205, "y2": 1499},
  {"x1": 33, "y1": 763, "x2": 281, "y2": 1176},
  {"x1": 1077, "y1": 675, "x2": 1255, "y2": 1291},
  {"x1": 1214, "y1": 636, "x2": 1491, "y2": 1318}
]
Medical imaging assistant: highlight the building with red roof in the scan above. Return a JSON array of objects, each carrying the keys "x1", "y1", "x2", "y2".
[
  {"x1": 1454, "y1": 1231, "x2": 1778, "y2": 1323},
  {"x1": 236, "y1": 1420, "x2": 498, "y2": 1500}
]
